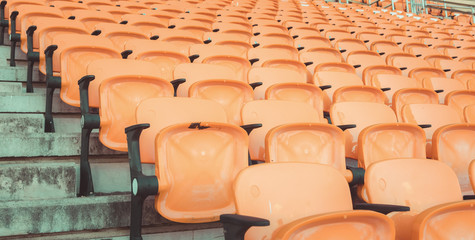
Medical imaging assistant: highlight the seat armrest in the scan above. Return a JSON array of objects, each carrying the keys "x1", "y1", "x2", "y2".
[
  {"x1": 220, "y1": 214, "x2": 270, "y2": 240},
  {"x1": 353, "y1": 203, "x2": 410, "y2": 214}
]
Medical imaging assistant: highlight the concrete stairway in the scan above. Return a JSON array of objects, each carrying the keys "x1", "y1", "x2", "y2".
[{"x1": 0, "y1": 45, "x2": 223, "y2": 239}]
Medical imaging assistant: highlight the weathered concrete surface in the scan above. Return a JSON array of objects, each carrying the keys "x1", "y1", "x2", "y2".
[
  {"x1": 0, "y1": 162, "x2": 76, "y2": 201},
  {"x1": 0, "y1": 92, "x2": 79, "y2": 113},
  {"x1": 0, "y1": 132, "x2": 122, "y2": 157},
  {"x1": 0, "y1": 82, "x2": 22, "y2": 93},
  {"x1": 0, "y1": 113, "x2": 82, "y2": 134},
  {"x1": 0, "y1": 194, "x2": 170, "y2": 236}
]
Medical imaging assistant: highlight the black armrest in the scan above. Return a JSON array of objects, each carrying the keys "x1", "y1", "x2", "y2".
[
  {"x1": 304, "y1": 61, "x2": 313, "y2": 66},
  {"x1": 170, "y1": 78, "x2": 186, "y2": 97},
  {"x1": 353, "y1": 64, "x2": 361, "y2": 68},
  {"x1": 378, "y1": 52, "x2": 385, "y2": 56},
  {"x1": 353, "y1": 203, "x2": 410, "y2": 214},
  {"x1": 337, "y1": 124, "x2": 356, "y2": 131},
  {"x1": 418, "y1": 124, "x2": 431, "y2": 129},
  {"x1": 150, "y1": 35, "x2": 159, "y2": 40},
  {"x1": 319, "y1": 85, "x2": 332, "y2": 90},
  {"x1": 363, "y1": 40, "x2": 370, "y2": 43},
  {"x1": 253, "y1": 32, "x2": 260, "y2": 36},
  {"x1": 297, "y1": 46, "x2": 304, "y2": 51},
  {"x1": 78, "y1": 75, "x2": 100, "y2": 129},
  {"x1": 347, "y1": 167, "x2": 365, "y2": 185},
  {"x1": 240, "y1": 124, "x2": 262, "y2": 135},
  {"x1": 463, "y1": 195, "x2": 475, "y2": 200},
  {"x1": 292, "y1": 35, "x2": 298, "y2": 39},
  {"x1": 168, "y1": 25, "x2": 175, "y2": 29},
  {"x1": 399, "y1": 67, "x2": 407, "y2": 71},
  {"x1": 121, "y1": 50, "x2": 132, "y2": 59},
  {"x1": 119, "y1": 20, "x2": 128, "y2": 24},
  {"x1": 203, "y1": 39, "x2": 212, "y2": 44},
  {"x1": 381, "y1": 87, "x2": 391, "y2": 92},
  {"x1": 252, "y1": 43, "x2": 260, "y2": 48},
  {"x1": 249, "y1": 58, "x2": 259, "y2": 65},
  {"x1": 451, "y1": 56, "x2": 458, "y2": 59},
  {"x1": 434, "y1": 89, "x2": 444, "y2": 93},
  {"x1": 68, "y1": 16, "x2": 75, "y2": 20},
  {"x1": 188, "y1": 54, "x2": 199, "y2": 62},
  {"x1": 443, "y1": 69, "x2": 451, "y2": 72},
  {"x1": 220, "y1": 214, "x2": 270, "y2": 240},
  {"x1": 249, "y1": 82, "x2": 262, "y2": 90},
  {"x1": 329, "y1": 37, "x2": 335, "y2": 41},
  {"x1": 91, "y1": 30, "x2": 101, "y2": 36},
  {"x1": 415, "y1": 54, "x2": 422, "y2": 57},
  {"x1": 212, "y1": 28, "x2": 219, "y2": 32},
  {"x1": 339, "y1": 49, "x2": 347, "y2": 53}
]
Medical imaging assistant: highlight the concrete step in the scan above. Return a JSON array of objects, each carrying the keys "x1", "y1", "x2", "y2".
[
  {"x1": 0, "y1": 113, "x2": 82, "y2": 134},
  {"x1": 0, "y1": 157, "x2": 150, "y2": 201},
  {"x1": 0, "y1": 131, "x2": 121, "y2": 157},
  {"x1": 0, "y1": 92, "x2": 79, "y2": 113},
  {"x1": 0, "y1": 193, "x2": 177, "y2": 237},
  {"x1": 0, "y1": 82, "x2": 22, "y2": 93}
]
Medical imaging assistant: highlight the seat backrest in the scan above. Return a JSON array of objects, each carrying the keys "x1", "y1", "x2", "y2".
[
  {"x1": 366, "y1": 158, "x2": 463, "y2": 212},
  {"x1": 136, "y1": 97, "x2": 228, "y2": 164},
  {"x1": 189, "y1": 44, "x2": 246, "y2": 62},
  {"x1": 445, "y1": 90, "x2": 475, "y2": 120},
  {"x1": 70, "y1": 9, "x2": 116, "y2": 31},
  {"x1": 248, "y1": 67, "x2": 307, "y2": 100},
  {"x1": 465, "y1": 104, "x2": 475, "y2": 123},
  {"x1": 371, "y1": 74, "x2": 420, "y2": 104},
  {"x1": 333, "y1": 86, "x2": 388, "y2": 105},
  {"x1": 433, "y1": 124, "x2": 475, "y2": 195},
  {"x1": 358, "y1": 123, "x2": 426, "y2": 169},
  {"x1": 330, "y1": 102, "x2": 397, "y2": 159},
  {"x1": 94, "y1": 23, "x2": 149, "y2": 49},
  {"x1": 422, "y1": 77, "x2": 466, "y2": 103},
  {"x1": 242, "y1": 100, "x2": 326, "y2": 161},
  {"x1": 202, "y1": 55, "x2": 251, "y2": 82},
  {"x1": 234, "y1": 163, "x2": 353, "y2": 240},
  {"x1": 362, "y1": 65, "x2": 402, "y2": 85},
  {"x1": 470, "y1": 160, "x2": 475, "y2": 193},
  {"x1": 265, "y1": 83, "x2": 324, "y2": 116},
  {"x1": 392, "y1": 88, "x2": 439, "y2": 121},
  {"x1": 155, "y1": 122, "x2": 248, "y2": 223}
]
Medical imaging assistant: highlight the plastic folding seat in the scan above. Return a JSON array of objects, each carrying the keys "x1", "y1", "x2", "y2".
[
  {"x1": 362, "y1": 65, "x2": 402, "y2": 86},
  {"x1": 386, "y1": 53, "x2": 431, "y2": 76},
  {"x1": 433, "y1": 58, "x2": 472, "y2": 78},
  {"x1": 150, "y1": 28, "x2": 203, "y2": 49},
  {"x1": 451, "y1": 70, "x2": 475, "y2": 87},
  {"x1": 115, "y1": 1, "x2": 148, "y2": 12},
  {"x1": 220, "y1": 162, "x2": 397, "y2": 240},
  {"x1": 176, "y1": 11, "x2": 216, "y2": 26},
  {"x1": 247, "y1": 47, "x2": 298, "y2": 67},
  {"x1": 333, "y1": 86, "x2": 388, "y2": 105},
  {"x1": 70, "y1": 9, "x2": 116, "y2": 32},
  {"x1": 124, "y1": 99, "x2": 248, "y2": 240},
  {"x1": 403, "y1": 43, "x2": 441, "y2": 58},
  {"x1": 334, "y1": 38, "x2": 367, "y2": 60},
  {"x1": 149, "y1": 3, "x2": 186, "y2": 15},
  {"x1": 250, "y1": 33, "x2": 294, "y2": 47},
  {"x1": 407, "y1": 67, "x2": 446, "y2": 84},
  {"x1": 93, "y1": 23, "x2": 149, "y2": 49},
  {"x1": 371, "y1": 74, "x2": 422, "y2": 105},
  {"x1": 242, "y1": 100, "x2": 326, "y2": 162},
  {"x1": 314, "y1": 70, "x2": 363, "y2": 112},
  {"x1": 248, "y1": 67, "x2": 307, "y2": 99},
  {"x1": 137, "y1": 9, "x2": 176, "y2": 24},
  {"x1": 314, "y1": 62, "x2": 356, "y2": 73},
  {"x1": 387, "y1": 34, "x2": 419, "y2": 47},
  {"x1": 7, "y1": 5, "x2": 64, "y2": 66},
  {"x1": 424, "y1": 54, "x2": 453, "y2": 67},
  {"x1": 203, "y1": 31, "x2": 251, "y2": 45},
  {"x1": 41, "y1": 34, "x2": 122, "y2": 132},
  {"x1": 212, "y1": 21, "x2": 252, "y2": 33},
  {"x1": 465, "y1": 104, "x2": 475, "y2": 123},
  {"x1": 119, "y1": 14, "x2": 167, "y2": 33},
  {"x1": 123, "y1": 39, "x2": 190, "y2": 81},
  {"x1": 325, "y1": 29, "x2": 354, "y2": 43},
  {"x1": 288, "y1": 27, "x2": 320, "y2": 40},
  {"x1": 299, "y1": 48, "x2": 343, "y2": 74},
  {"x1": 356, "y1": 31, "x2": 387, "y2": 48},
  {"x1": 392, "y1": 88, "x2": 439, "y2": 121},
  {"x1": 0, "y1": 0, "x2": 45, "y2": 41},
  {"x1": 202, "y1": 55, "x2": 251, "y2": 82},
  {"x1": 80, "y1": 0, "x2": 114, "y2": 8},
  {"x1": 444, "y1": 90, "x2": 475, "y2": 119},
  {"x1": 422, "y1": 77, "x2": 466, "y2": 103},
  {"x1": 77, "y1": 59, "x2": 176, "y2": 196},
  {"x1": 189, "y1": 44, "x2": 246, "y2": 63},
  {"x1": 167, "y1": 19, "x2": 212, "y2": 39},
  {"x1": 400, "y1": 104, "x2": 463, "y2": 157},
  {"x1": 365, "y1": 158, "x2": 475, "y2": 240},
  {"x1": 330, "y1": 102, "x2": 397, "y2": 159},
  {"x1": 347, "y1": 50, "x2": 386, "y2": 79},
  {"x1": 293, "y1": 36, "x2": 332, "y2": 52},
  {"x1": 253, "y1": 24, "x2": 288, "y2": 35},
  {"x1": 370, "y1": 40, "x2": 403, "y2": 60},
  {"x1": 48, "y1": 1, "x2": 89, "y2": 16}
]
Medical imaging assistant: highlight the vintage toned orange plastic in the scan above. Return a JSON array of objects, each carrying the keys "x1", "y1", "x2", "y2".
[
  {"x1": 299, "y1": 48, "x2": 343, "y2": 74},
  {"x1": 136, "y1": 97, "x2": 227, "y2": 164},
  {"x1": 470, "y1": 160, "x2": 475, "y2": 192},
  {"x1": 155, "y1": 122, "x2": 248, "y2": 223},
  {"x1": 408, "y1": 67, "x2": 446, "y2": 84},
  {"x1": 333, "y1": 86, "x2": 388, "y2": 105},
  {"x1": 432, "y1": 124, "x2": 475, "y2": 195},
  {"x1": 57, "y1": 36, "x2": 122, "y2": 107},
  {"x1": 173, "y1": 63, "x2": 238, "y2": 97},
  {"x1": 265, "y1": 123, "x2": 348, "y2": 177},
  {"x1": 465, "y1": 104, "x2": 475, "y2": 123},
  {"x1": 190, "y1": 44, "x2": 246, "y2": 62},
  {"x1": 266, "y1": 83, "x2": 324, "y2": 115},
  {"x1": 314, "y1": 71, "x2": 363, "y2": 111},
  {"x1": 444, "y1": 90, "x2": 475, "y2": 120},
  {"x1": 370, "y1": 40, "x2": 404, "y2": 61},
  {"x1": 253, "y1": 25, "x2": 288, "y2": 35},
  {"x1": 293, "y1": 37, "x2": 332, "y2": 52},
  {"x1": 81, "y1": 0, "x2": 114, "y2": 8},
  {"x1": 452, "y1": 70, "x2": 475, "y2": 86},
  {"x1": 362, "y1": 66, "x2": 402, "y2": 85},
  {"x1": 21, "y1": 17, "x2": 88, "y2": 54},
  {"x1": 94, "y1": 60, "x2": 174, "y2": 151},
  {"x1": 330, "y1": 102, "x2": 397, "y2": 159},
  {"x1": 289, "y1": 27, "x2": 321, "y2": 40},
  {"x1": 48, "y1": 1, "x2": 88, "y2": 17},
  {"x1": 212, "y1": 22, "x2": 252, "y2": 33},
  {"x1": 70, "y1": 10, "x2": 116, "y2": 31},
  {"x1": 234, "y1": 163, "x2": 395, "y2": 240},
  {"x1": 386, "y1": 53, "x2": 431, "y2": 76},
  {"x1": 202, "y1": 55, "x2": 251, "y2": 82},
  {"x1": 242, "y1": 100, "x2": 326, "y2": 161},
  {"x1": 334, "y1": 38, "x2": 367, "y2": 60},
  {"x1": 250, "y1": 33, "x2": 294, "y2": 47},
  {"x1": 119, "y1": 14, "x2": 167, "y2": 33},
  {"x1": 94, "y1": 23, "x2": 149, "y2": 49},
  {"x1": 434, "y1": 59, "x2": 472, "y2": 78},
  {"x1": 248, "y1": 67, "x2": 306, "y2": 100},
  {"x1": 371, "y1": 74, "x2": 421, "y2": 104},
  {"x1": 10, "y1": 5, "x2": 63, "y2": 35},
  {"x1": 261, "y1": 59, "x2": 313, "y2": 84},
  {"x1": 422, "y1": 77, "x2": 466, "y2": 103},
  {"x1": 365, "y1": 158, "x2": 473, "y2": 240},
  {"x1": 3, "y1": 0, "x2": 45, "y2": 22},
  {"x1": 93, "y1": 6, "x2": 133, "y2": 22},
  {"x1": 189, "y1": 79, "x2": 253, "y2": 125},
  {"x1": 247, "y1": 48, "x2": 298, "y2": 67},
  {"x1": 392, "y1": 88, "x2": 439, "y2": 121},
  {"x1": 400, "y1": 104, "x2": 463, "y2": 158},
  {"x1": 202, "y1": 32, "x2": 250, "y2": 45},
  {"x1": 150, "y1": 28, "x2": 203, "y2": 49},
  {"x1": 346, "y1": 51, "x2": 386, "y2": 79},
  {"x1": 262, "y1": 45, "x2": 299, "y2": 60},
  {"x1": 168, "y1": 19, "x2": 212, "y2": 38},
  {"x1": 358, "y1": 123, "x2": 426, "y2": 169},
  {"x1": 313, "y1": 62, "x2": 356, "y2": 73}
]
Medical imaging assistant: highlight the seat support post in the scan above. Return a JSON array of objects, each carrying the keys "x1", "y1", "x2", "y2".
[
  {"x1": 125, "y1": 123, "x2": 159, "y2": 240},
  {"x1": 44, "y1": 45, "x2": 60, "y2": 132},
  {"x1": 0, "y1": 1, "x2": 7, "y2": 45},
  {"x1": 78, "y1": 75, "x2": 100, "y2": 197},
  {"x1": 26, "y1": 25, "x2": 39, "y2": 93},
  {"x1": 9, "y1": 11, "x2": 19, "y2": 67}
]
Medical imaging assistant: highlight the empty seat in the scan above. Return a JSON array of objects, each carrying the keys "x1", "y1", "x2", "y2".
[
  {"x1": 362, "y1": 65, "x2": 402, "y2": 85},
  {"x1": 314, "y1": 70, "x2": 363, "y2": 111},
  {"x1": 94, "y1": 23, "x2": 149, "y2": 49},
  {"x1": 433, "y1": 124, "x2": 475, "y2": 195},
  {"x1": 434, "y1": 58, "x2": 472, "y2": 78},
  {"x1": 299, "y1": 48, "x2": 343, "y2": 74},
  {"x1": 370, "y1": 40, "x2": 404, "y2": 61},
  {"x1": 250, "y1": 33, "x2": 294, "y2": 47},
  {"x1": 119, "y1": 14, "x2": 168, "y2": 32},
  {"x1": 347, "y1": 50, "x2": 386, "y2": 79},
  {"x1": 392, "y1": 88, "x2": 439, "y2": 121},
  {"x1": 248, "y1": 47, "x2": 298, "y2": 67},
  {"x1": 248, "y1": 67, "x2": 307, "y2": 100},
  {"x1": 422, "y1": 77, "x2": 466, "y2": 103},
  {"x1": 370, "y1": 74, "x2": 421, "y2": 104},
  {"x1": 70, "y1": 9, "x2": 116, "y2": 31},
  {"x1": 293, "y1": 37, "x2": 333, "y2": 51},
  {"x1": 400, "y1": 104, "x2": 463, "y2": 157},
  {"x1": 330, "y1": 102, "x2": 397, "y2": 159},
  {"x1": 334, "y1": 38, "x2": 367, "y2": 60},
  {"x1": 386, "y1": 53, "x2": 431, "y2": 76},
  {"x1": 150, "y1": 28, "x2": 203, "y2": 49},
  {"x1": 445, "y1": 90, "x2": 475, "y2": 120},
  {"x1": 366, "y1": 158, "x2": 475, "y2": 240},
  {"x1": 465, "y1": 104, "x2": 475, "y2": 123},
  {"x1": 221, "y1": 163, "x2": 396, "y2": 240},
  {"x1": 242, "y1": 100, "x2": 326, "y2": 162},
  {"x1": 333, "y1": 86, "x2": 388, "y2": 105},
  {"x1": 408, "y1": 67, "x2": 446, "y2": 84}
]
